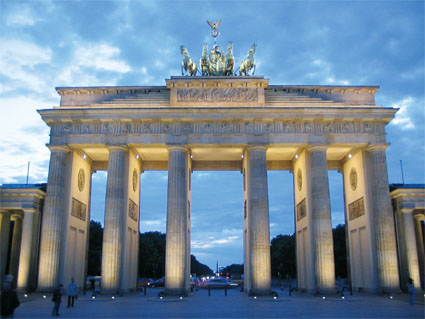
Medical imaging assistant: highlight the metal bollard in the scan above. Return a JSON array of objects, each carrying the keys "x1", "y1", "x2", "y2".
[
  {"x1": 144, "y1": 285, "x2": 147, "y2": 296},
  {"x1": 225, "y1": 285, "x2": 227, "y2": 296},
  {"x1": 208, "y1": 286, "x2": 211, "y2": 296}
]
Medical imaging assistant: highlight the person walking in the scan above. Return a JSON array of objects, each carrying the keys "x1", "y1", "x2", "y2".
[
  {"x1": 66, "y1": 278, "x2": 77, "y2": 308},
  {"x1": 1, "y1": 280, "x2": 20, "y2": 318},
  {"x1": 51, "y1": 284, "x2": 63, "y2": 316},
  {"x1": 408, "y1": 278, "x2": 415, "y2": 305}
]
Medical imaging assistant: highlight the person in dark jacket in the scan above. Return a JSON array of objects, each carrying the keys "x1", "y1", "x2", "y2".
[
  {"x1": 51, "y1": 284, "x2": 63, "y2": 316},
  {"x1": 1, "y1": 281, "x2": 20, "y2": 318}
]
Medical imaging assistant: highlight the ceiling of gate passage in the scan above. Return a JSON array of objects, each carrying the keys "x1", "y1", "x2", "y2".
[{"x1": 79, "y1": 145, "x2": 355, "y2": 170}]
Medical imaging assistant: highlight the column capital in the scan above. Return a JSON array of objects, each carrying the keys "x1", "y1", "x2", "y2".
[
  {"x1": 167, "y1": 145, "x2": 189, "y2": 152},
  {"x1": 365, "y1": 143, "x2": 389, "y2": 152},
  {"x1": 246, "y1": 145, "x2": 268, "y2": 152},
  {"x1": 107, "y1": 145, "x2": 128, "y2": 152},
  {"x1": 11, "y1": 213, "x2": 24, "y2": 220},
  {"x1": 306, "y1": 145, "x2": 328, "y2": 152},
  {"x1": 47, "y1": 145, "x2": 70, "y2": 152},
  {"x1": 0, "y1": 211, "x2": 12, "y2": 217}
]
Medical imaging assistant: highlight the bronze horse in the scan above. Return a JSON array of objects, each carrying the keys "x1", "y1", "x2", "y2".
[
  {"x1": 180, "y1": 45, "x2": 197, "y2": 76},
  {"x1": 239, "y1": 44, "x2": 256, "y2": 76}
]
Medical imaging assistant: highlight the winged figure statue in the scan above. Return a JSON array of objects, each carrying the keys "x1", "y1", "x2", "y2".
[{"x1": 207, "y1": 20, "x2": 221, "y2": 30}]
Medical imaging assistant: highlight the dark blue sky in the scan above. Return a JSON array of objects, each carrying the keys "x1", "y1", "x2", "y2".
[{"x1": 0, "y1": 0, "x2": 423, "y2": 270}]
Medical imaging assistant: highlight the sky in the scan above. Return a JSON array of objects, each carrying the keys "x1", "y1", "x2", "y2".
[{"x1": 0, "y1": 0, "x2": 424, "y2": 271}]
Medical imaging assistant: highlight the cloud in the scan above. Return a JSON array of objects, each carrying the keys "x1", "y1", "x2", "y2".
[
  {"x1": 0, "y1": 39, "x2": 52, "y2": 93},
  {"x1": 390, "y1": 97, "x2": 415, "y2": 129},
  {"x1": 192, "y1": 235, "x2": 239, "y2": 250},
  {"x1": 6, "y1": 6, "x2": 43, "y2": 26}
]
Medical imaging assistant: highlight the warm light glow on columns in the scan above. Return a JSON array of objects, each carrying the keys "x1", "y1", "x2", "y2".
[
  {"x1": 17, "y1": 211, "x2": 35, "y2": 290},
  {"x1": 38, "y1": 146, "x2": 69, "y2": 290},
  {"x1": 102, "y1": 146, "x2": 127, "y2": 292},
  {"x1": 0, "y1": 211, "x2": 12, "y2": 288},
  {"x1": 9, "y1": 214, "x2": 23, "y2": 288},
  {"x1": 367, "y1": 145, "x2": 399, "y2": 291},
  {"x1": 309, "y1": 146, "x2": 335, "y2": 291},
  {"x1": 246, "y1": 146, "x2": 271, "y2": 295},
  {"x1": 165, "y1": 146, "x2": 189, "y2": 295},
  {"x1": 400, "y1": 209, "x2": 421, "y2": 288},
  {"x1": 413, "y1": 217, "x2": 425, "y2": 285}
]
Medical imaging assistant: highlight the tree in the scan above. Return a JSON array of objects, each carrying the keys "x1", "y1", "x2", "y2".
[
  {"x1": 87, "y1": 221, "x2": 103, "y2": 276},
  {"x1": 270, "y1": 234, "x2": 296, "y2": 279},
  {"x1": 221, "y1": 264, "x2": 243, "y2": 278},
  {"x1": 333, "y1": 224, "x2": 348, "y2": 278},
  {"x1": 138, "y1": 231, "x2": 166, "y2": 279},
  {"x1": 191, "y1": 255, "x2": 214, "y2": 277}
]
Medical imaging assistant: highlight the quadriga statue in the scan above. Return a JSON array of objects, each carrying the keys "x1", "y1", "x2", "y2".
[
  {"x1": 239, "y1": 44, "x2": 257, "y2": 76},
  {"x1": 180, "y1": 45, "x2": 197, "y2": 76}
]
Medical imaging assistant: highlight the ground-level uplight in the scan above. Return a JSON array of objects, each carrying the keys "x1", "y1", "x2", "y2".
[
  {"x1": 390, "y1": 296, "x2": 393, "y2": 299},
  {"x1": 43, "y1": 295, "x2": 46, "y2": 299},
  {"x1": 112, "y1": 296, "x2": 115, "y2": 300},
  {"x1": 92, "y1": 296, "x2": 96, "y2": 300},
  {"x1": 322, "y1": 296, "x2": 326, "y2": 300},
  {"x1": 24, "y1": 294, "x2": 28, "y2": 298}
]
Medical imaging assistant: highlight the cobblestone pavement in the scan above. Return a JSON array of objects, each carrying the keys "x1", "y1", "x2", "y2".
[{"x1": 13, "y1": 287, "x2": 425, "y2": 318}]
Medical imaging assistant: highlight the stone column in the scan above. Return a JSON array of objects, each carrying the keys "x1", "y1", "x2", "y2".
[
  {"x1": 246, "y1": 146, "x2": 271, "y2": 295},
  {"x1": 309, "y1": 146, "x2": 335, "y2": 291},
  {"x1": 0, "y1": 211, "x2": 12, "y2": 287},
  {"x1": 102, "y1": 146, "x2": 127, "y2": 292},
  {"x1": 400, "y1": 209, "x2": 421, "y2": 288},
  {"x1": 38, "y1": 146, "x2": 69, "y2": 290},
  {"x1": 413, "y1": 217, "x2": 424, "y2": 288},
  {"x1": 165, "y1": 146, "x2": 189, "y2": 295},
  {"x1": 17, "y1": 211, "x2": 35, "y2": 290},
  {"x1": 9, "y1": 215, "x2": 23, "y2": 288},
  {"x1": 367, "y1": 145, "x2": 399, "y2": 291}
]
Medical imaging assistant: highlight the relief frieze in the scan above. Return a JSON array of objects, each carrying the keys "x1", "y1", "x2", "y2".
[
  {"x1": 52, "y1": 119, "x2": 383, "y2": 136},
  {"x1": 176, "y1": 88, "x2": 258, "y2": 103},
  {"x1": 128, "y1": 199, "x2": 138, "y2": 222},
  {"x1": 71, "y1": 197, "x2": 87, "y2": 222},
  {"x1": 348, "y1": 197, "x2": 365, "y2": 221}
]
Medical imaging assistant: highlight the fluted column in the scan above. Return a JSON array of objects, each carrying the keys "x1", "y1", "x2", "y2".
[
  {"x1": 400, "y1": 209, "x2": 421, "y2": 288},
  {"x1": 17, "y1": 211, "x2": 35, "y2": 290},
  {"x1": 38, "y1": 146, "x2": 69, "y2": 290},
  {"x1": 165, "y1": 146, "x2": 189, "y2": 295},
  {"x1": 102, "y1": 146, "x2": 127, "y2": 292},
  {"x1": 9, "y1": 215, "x2": 23, "y2": 288},
  {"x1": 367, "y1": 145, "x2": 399, "y2": 291},
  {"x1": 0, "y1": 211, "x2": 12, "y2": 288},
  {"x1": 246, "y1": 146, "x2": 271, "y2": 295},
  {"x1": 309, "y1": 146, "x2": 335, "y2": 291},
  {"x1": 413, "y1": 217, "x2": 424, "y2": 288}
]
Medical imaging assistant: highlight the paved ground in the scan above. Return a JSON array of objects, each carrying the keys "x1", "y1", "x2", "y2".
[{"x1": 13, "y1": 287, "x2": 424, "y2": 318}]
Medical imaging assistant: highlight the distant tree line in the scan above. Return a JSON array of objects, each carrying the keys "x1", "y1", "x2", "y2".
[
  {"x1": 87, "y1": 222, "x2": 213, "y2": 278},
  {"x1": 87, "y1": 222, "x2": 348, "y2": 279}
]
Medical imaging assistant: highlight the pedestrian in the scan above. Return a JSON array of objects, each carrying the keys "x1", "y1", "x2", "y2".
[
  {"x1": 51, "y1": 284, "x2": 63, "y2": 316},
  {"x1": 408, "y1": 278, "x2": 415, "y2": 305},
  {"x1": 337, "y1": 276, "x2": 344, "y2": 297},
  {"x1": 90, "y1": 277, "x2": 95, "y2": 296},
  {"x1": 66, "y1": 278, "x2": 77, "y2": 308},
  {"x1": 1, "y1": 280, "x2": 20, "y2": 318}
]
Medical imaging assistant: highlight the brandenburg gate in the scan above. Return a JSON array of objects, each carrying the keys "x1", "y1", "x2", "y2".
[{"x1": 35, "y1": 73, "x2": 403, "y2": 295}]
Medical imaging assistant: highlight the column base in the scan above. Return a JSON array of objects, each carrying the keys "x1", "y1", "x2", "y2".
[
  {"x1": 247, "y1": 288, "x2": 274, "y2": 297},
  {"x1": 162, "y1": 288, "x2": 189, "y2": 297}
]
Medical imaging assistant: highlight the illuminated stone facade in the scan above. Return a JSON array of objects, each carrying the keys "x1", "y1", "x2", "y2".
[{"x1": 2, "y1": 75, "x2": 422, "y2": 296}]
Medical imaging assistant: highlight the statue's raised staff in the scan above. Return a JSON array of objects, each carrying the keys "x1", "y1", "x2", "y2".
[
  {"x1": 239, "y1": 44, "x2": 257, "y2": 76},
  {"x1": 200, "y1": 43, "x2": 210, "y2": 76},
  {"x1": 225, "y1": 42, "x2": 235, "y2": 76},
  {"x1": 180, "y1": 45, "x2": 197, "y2": 76}
]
